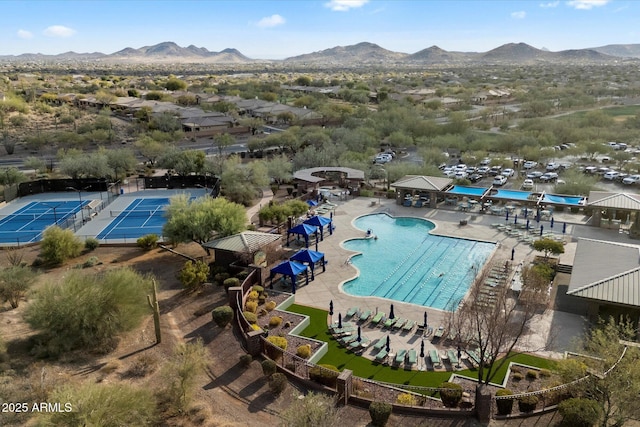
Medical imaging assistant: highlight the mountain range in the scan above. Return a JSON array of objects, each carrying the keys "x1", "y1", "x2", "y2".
[{"x1": 2, "y1": 41, "x2": 640, "y2": 65}]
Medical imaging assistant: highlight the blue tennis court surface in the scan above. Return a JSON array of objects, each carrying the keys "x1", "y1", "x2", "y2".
[
  {"x1": 0, "y1": 201, "x2": 87, "y2": 244},
  {"x1": 96, "y1": 198, "x2": 170, "y2": 240}
]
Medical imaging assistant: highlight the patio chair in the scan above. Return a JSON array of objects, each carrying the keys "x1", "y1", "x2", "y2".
[
  {"x1": 370, "y1": 311, "x2": 385, "y2": 325},
  {"x1": 433, "y1": 326, "x2": 445, "y2": 339},
  {"x1": 338, "y1": 335, "x2": 357, "y2": 346},
  {"x1": 413, "y1": 199, "x2": 423, "y2": 208},
  {"x1": 346, "y1": 307, "x2": 359, "y2": 318},
  {"x1": 403, "y1": 320, "x2": 417, "y2": 332},
  {"x1": 348, "y1": 336, "x2": 370, "y2": 352},
  {"x1": 359, "y1": 310, "x2": 372, "y2": 322},
  {"x1": 392, "y1": 318, "x2": 407, "y2": 329},
  {"x1": 447, "y1": 349, "x2": 459, "y2": 366},
  {"x1": 375, "y1": 349, "x2": 388, "y2": 363},
  {"x1": 403, "y1": 199, "x2": 412, "y2": 207},
  {"x1": 395, "y1": 349, "x2": 407, "y2": 364},
  {"x1": 332, "y1": 326, "x2": 356, "y2": 336},
  {"x1": 407, "y1": 349, "x2": 417, "y2": 366},
  {"x1": 429, "y1": 349, "x2": 441, "y2": 367},
  {"x1": 467, "y1": 350, "x2": 481, "y2": 365},
  {"x1": 383, "y1": 317, "x2": 396, "y2": 328},
  {"x1": 372, "y1": 338, "x2": 386, "y2": 352}
]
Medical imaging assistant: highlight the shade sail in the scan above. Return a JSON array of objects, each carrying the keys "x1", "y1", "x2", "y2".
[
  {"x1": 269, "y1": 260, "x2": 309, "y2": 294},
  {"x1": 290, "y1": 248, "x2": 326, "y2": 280},
  {"x1": 286, "y1": 223, "x2": 319, "y2": 248},
  {"x1": 304, "y1": 215, "x2": 333, "y2": 240}
]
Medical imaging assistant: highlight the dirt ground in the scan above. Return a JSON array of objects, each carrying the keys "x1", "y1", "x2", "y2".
[{"x1": 0, "y1": 243, "x2": 564, "y2": 426}]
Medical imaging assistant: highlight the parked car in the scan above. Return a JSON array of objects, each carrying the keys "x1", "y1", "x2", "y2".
[
  {"x1": 623, "y1": 174, "x2": 640, "y2": 185},
  {"x1": 480, "y1": 158, "x2": 491, "y2": 166},
  {"x1": 521, "y1": 179, "x2": 534, "y2": 190},
  {"x1": 603, "y1": 170, "x2": 620, "y2": 181},
  {"x1": 477, "y1": 166, "x2": 491, "y2": 175},
  {"x1": 523, "y1": 161, "x2": 538, "y2": 169},
  {"x1": 502, "y1": 168, "x2": 515, "y2": 177},
  {"x1": 492, "y1": 175, "x2": 508, "y2": 186},
  {"x1": 468, "y1": 173, "x2": 483, "y2": 183},
  {"x1": 527, "y1": 171, "x2": 544, "y2": 180},
  {"x1": 489, "y1": 166, "x2": 503, "y2": 176},
  {"x1": 374, "y1": 153, "x2": 392, "y2": 164},
  {"x1": 546, "y1": 162, "x2": 560, "y2": 171},
  {"x1": 454, "y1": 171, "x2": 468, "y2": 179},
  {"x1": 540, "y1": 172, "x2": 559, "y2": 182},
  {"x1": 584, "y1": 166, "x2": 598, "y2": 174}
]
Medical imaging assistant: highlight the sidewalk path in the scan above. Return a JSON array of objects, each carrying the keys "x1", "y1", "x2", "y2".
[{"x1": 246, "y1": 187, "x2": 273, "y2": 225}]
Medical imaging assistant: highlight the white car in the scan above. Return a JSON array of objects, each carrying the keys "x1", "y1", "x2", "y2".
[
  {"x1": 502, "y1": 168, "x2": 515, "y2": 177},
  {"x1": 492, "y1": 175, "x2": 508, "y2": 186},
  {"x1": 523, "y1": 161, "x2": 538, "y2": 169},
  {"x1": 540, "y1": 172, "x2": 559, "y2": 182},
  {"x1": 477, "y1": 166, "x2": 491, "y2": 175},
  {"x1": 623, "y1": 174, "x2": 640, "y2": 185},
  {"x1": 546, "y1": 162, "x2": 560, "y2": 171},
  {"x1": 603, "y1": 171, "x2": 620, "y2": 180},
  {"x1": 454, "y1": 171, "x2": 468, "y2": 179},
  {"x1": 521, "y1": 179, "x2": 534, "y2": 190},
  {"x1": 374, "y1": 154, "x2": 392, "y2": 164},
  {"x1": 527, "y1": 171, "x2": 544, "y2": 180}
]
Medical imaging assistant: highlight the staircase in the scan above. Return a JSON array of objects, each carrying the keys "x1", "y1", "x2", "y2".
[{"x1": 556, "y1": 263, "x2": 573, "y2": 274}]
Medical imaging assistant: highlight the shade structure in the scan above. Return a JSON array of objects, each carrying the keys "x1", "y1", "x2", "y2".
[
  {"x1": 304, "y1": 215, "x2": 333, "y2": 240},
  {"x1": 420, "y1": 340, "x2": 425, "y2": 358},
  {"x1": 385, "y1": 335, "x2": 390, "y2": 352},
  {"x1": 524, "y1": 207, "x2": 528, "y2": 217},
  {"x1": 286, "y1": 223, "x2": 319, "y2": 249},
  {"x1": 550, "y1": 217, "x2": 554, "y2": 228},
  {"x1": 563, "y1": 222, "x2": 567, "y2": 234},
  {"x1": 329, "y1": 300, "x2": 333, "y2": 316},
  {"x1": 290, "y1": 248, "x2": 325, "y2": 280},
  {"x1": 389, "y1": 304, "x2": 395, "y2": 320},
  {"x1": 457, "y1": 346, "x2": 462, "y2": 361},
  {"x1": 306, "y1": 199, "x2": 318, "y2": 207},
  {"x1": 536, "y1": 210, "x2": 541, "y2": 223},
  {"x1": 269, "y1": 260, "x2": 309, "y2": 294}
]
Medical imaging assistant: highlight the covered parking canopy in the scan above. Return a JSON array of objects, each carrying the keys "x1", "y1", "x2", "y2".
[
  {"x1": 303, "y1": 215, "x2": 333, "y2": 240},
  {"x1": 269, "y1": 260, "x2": 309, "y2": 294},
  {"x1": 290, "y1": 248, "x2": 325, "y2": 280}
]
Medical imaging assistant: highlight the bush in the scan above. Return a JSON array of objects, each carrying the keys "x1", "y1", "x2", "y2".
[
  {"x1": 526, "y1": 369, "x2": 539, "y2": 380},
  {"x1": 268, "y1": 316, "x2": 283, "y2": 328},
  {"x1": 40, "y1": 226, "x2": 83, "y2": 266},
  {"x1": 247, "y1": 290, "x2": 259, "y2": 301},
  {"x1": 250, "y1": 324, "x2": 262, "y2": 332},
  {"x1": 266, "y1": 336, "x2": 288, "y2": 360},
  {"x1": 178, "y1": 260, "x2": 210, "y2": 291},
  {"x1": 539, "y1": 368, "x2": 551, "y2": 378},
  {"x1": 223, "y1": 277, "x2": 240, "y2": 293},
  {"x1": 257, "y1": 308, "x2": 268, "y2": 317},
  {"x1": 253, "y1": 285, "x2": 264, "y2": 295},
  {"x1": 269, "y1": 372, "x2": 287, "y2": 395},
  {"x1": 296, "y1": 344, "x2": 311, "y2": 359},
  {"x1": 396, "y1": 392, "x2": 418, "y2": 406},
  {"x1": 211, "y1": 306, "x2": 234, "y2": 327},
  {"x1": 261, "y1": 359, "x2": 277, "y2": 377},
  {"x1": 518, "y1": 395, "x2": 539, "y2": 413},
  {"x1": 512, "y1": 372, "x2": 524, "y2": 381},
  {"x1": 84, "y1": 237, "x2": 100, "y2": 251},
  {"x1": 495, "y1": 389, "x2": 515, "y2": 415},
  {"x1": 245, "y1": 300, "x2": 258, "y2": 313},
  {"x1": 439, "y1": 382, "x2": 463, "y2": 408},
  {"x1": 239, "y1": 354, "x2": 253, "y2": 368},
  {"x1": 369, "y1": 401, "x2": 392, "y2": 427},
  {"x1": 243, "y1": 311, "x2": 257, "y2": 324},
  {"x1": 309, "y1": 364, "x2": 340, "y2": 388},
  {"x1": 265, "y1": 301, "x2": 277, "y2": 311},
  {"x1": 558, "y1": 398, "x2": 602, "y2": 427},
  {"x1": 214, "y1": 272, "x2": 230, "y2": 285},
  {"x1": 136, "y1": 234, "x2": 159, "y2": 251},
  {"x1": 82, "y1": 256, "x2": 100, "y2": 268},
  {"x1": 124, "y1": 354, "x2": 158, "y2": 378}
]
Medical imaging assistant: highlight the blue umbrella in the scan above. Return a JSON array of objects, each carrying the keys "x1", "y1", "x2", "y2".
[
  {"x1": 505, "y1": 211, "x2": 509, "y2": 222},
  {"x1": 357, "y1": 326, "x2": 362, "y2": 342},
  {"x1": 540, "y1": 225, "x2": 544, "y2": 236},
  {"x1": 338, "y1": 313, "x2": 342, "y2": 329},
  {"x1": 307, "y1": 199, "x2": 318, "y2": 207},
  {"x1": 526, "y1": 219, "x2": 530, "y2": 230},
  {"x1": 514, "y1": 214, "x2": 518, "y2": 225},
  {"x1": 563, "y1": 222, "x2": 567, "y2": 234},
  {"x1": 511, "y1": 248, "x2": 515, "y2": 261},
  {"x1": 329, "y1": 300, "x2": 333, "y2": 316},
  {"x1": 524, "y1": 207, "x2": 528, "y2": 217},
  {"x1": 385, "y1": 335, "x2": 390, "y2": 352},
  {"x1": 423, "y1": 312, "x2": 428, "y2": 328},
  {"x1": 389, "y1": 304, "x2": 395, "y2": 320},
  {"x1": 536, "y1": 210, "x2": 541, "y2": 223},
  {"x1": 550, "y1": 217, "x2": 554, "y2": 228},
  {"x1": 420, "y1": 340, "x2": 425, "y2": 358}
]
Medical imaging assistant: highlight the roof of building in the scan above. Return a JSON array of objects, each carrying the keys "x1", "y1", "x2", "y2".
[
  {"x1": 567, "y1": 238, "x2": 640, "y2": 307},
  {"x1": 587, "y1": 191, "x2": 640, "y2": 210},
  {"x1": 202, "y1": 231, "x2": 281, "y2": 253},
  {"x1": 293, "y1": 167, "x2": 365, "y2": 183},
  {"x1": 390, "y1": 175, "x2": 453, "y2": 192}
]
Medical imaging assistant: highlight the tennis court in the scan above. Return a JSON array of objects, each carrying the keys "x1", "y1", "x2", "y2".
[
  {"x1": 0, "y1": 200, "x2": 87, "y2": 244},
  {"x1": 96, "y1": 197, "x2": 170, "y2": 240}
]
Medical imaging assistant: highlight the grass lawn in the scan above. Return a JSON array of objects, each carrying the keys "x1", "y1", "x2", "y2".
[{"x1": 288, "y1": 303, "x2": 556, "y2": 388}]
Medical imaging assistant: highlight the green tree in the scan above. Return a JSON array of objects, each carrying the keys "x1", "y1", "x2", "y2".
[
  {"x1": 160, "y1": 339, "x2": 207, "y2": 414},
  {"x1": 212, "y1": 133, "x2": 235, "y2": 176},
  {"x1": 558, "y1": 398, "x2": 602, "y2": 427},
  {"x1": 163, "y1": 76, "x2": 188, "y2": 91},
  {"x1": 0, "y1": 265, "x2": 38, "y2": 309},
  {"x1": 280, "y1": 392, "x2": 338, "y2": 427},
  {"x1": 37, "y1": 383, "x2": 157, "y2": 426},
  {"x1": 40, "y1": 226, "x2": 83, "y2": 266},
  {"x1": 135, "y1": 135, "x2": 169, "y2": 166},
  {"x1": 220, "y1": 156, "x2": 269, "y2": 206},
  {"x1": 177, "y1": 260, "x2": 210, "y2": 291},
  {"x1": 532, "y1": 238, "x2": 565, "y2": 261},
  {"x1": 0, "y1": 167, "x2": 26, "y2": 185},
  {"x1": 150, "y1": 111, "x2": 182, "y2": 133},
  {"x1": 158, "y1": 148, "x2": 206, "y2": 175},
  {"x1": 264, "y1": 154, "x2": 293, "y2": 186},
  {"x1": 25, "y1": 268, "x2": 151, "y2": 356},
  {"x1": 24, "y1": 156, "x2": 47, "y2": 174},
  {"x1": 163, "y1": 195, "x2": 246, "y2": 252},
  {"x1": 58, "y1": 151, "x2": 112, "y2": 179},
  {"x1": 104, "y1": 147, "x2": 137, "y2": 180}
]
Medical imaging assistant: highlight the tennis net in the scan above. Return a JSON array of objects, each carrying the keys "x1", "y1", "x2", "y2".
[
  {"x1": 110, "y1": 209, "x2": 167, "y2": 218},
  {"x1": 0, "y1": 213, "x2": 71, "y2": 221}
]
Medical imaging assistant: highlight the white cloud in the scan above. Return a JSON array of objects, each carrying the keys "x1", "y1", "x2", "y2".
[
  {"x1": 256, "y1": 14, "x2": 286, "y2": 28},
  {"x1": 540, "y1": 1, "x2": 560, "y2": 7},
  {"x1": 325, "y1": 0, "x2": 369, "y2": 12},
  {"x1": 43, "y1": 25, "x2": 76, "y2": 38},
  {"x1": 17, "y1": 29, "x2": 33, "y2": 39},
  {"x1": 567, "y1": 0, "x2": 610, "y2": 10},
  {"x1": 511, "y1": 11, "x2": 526, "y2": 19}
]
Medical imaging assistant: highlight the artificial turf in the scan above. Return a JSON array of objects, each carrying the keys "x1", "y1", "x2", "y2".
[{"x1": 288, "y1": 303, "x2": 556, "y2": 388}]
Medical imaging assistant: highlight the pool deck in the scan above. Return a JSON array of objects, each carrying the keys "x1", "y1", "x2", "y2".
[{"x1": 290, "y1": 196, "x2": 632, "y2": 369}]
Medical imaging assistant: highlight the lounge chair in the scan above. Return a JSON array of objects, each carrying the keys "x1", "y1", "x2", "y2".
[
  {"x1": 372, "y1": 338, "x2": 386, "y2": 352},
  {"x1": 329, "y1": 321, "x2": 354, "y2": 331},
  {"x1": 348, "y1": 336, "x2": 370, "y2": 352},
  {"x1": 375, "y1": 349, "x2": 388, "y2": 363},
  {"x1": 403, "y1": 320, "x2": 417, "y2": 332},
  {"x1": 447, "y1": 349, "x2": 459, "y2": 365},
  {"x1": 392, "y1": 318, "x2": 407, "y2": 329},
  {"x1": 429, "y1": 349, "x2": 441, "y2": 367},
  {"x1": 407, "y1": 349, "x2": 417, "y2": 366},
  {"x1": 370, "y1": 312, "x2": 385, "y2": 325},
  {"x1": 467, "y1": 350, "x2": 481, "y2": 365},
  {"x1": 359, "y1": 310, "x2": 372, "y2": 322},
  {"x1": 395, "y1": 349, "x2": 407, "y2": 364},
  {"x1": 332, "y1": 326, "x2": 356, "y2": 336},
  {"x1": 413, "y1": 199, "x2": 423, "y2": 208},
  {"x1": 346, "y1": 307, "x2": 359, "y2": 318},
  {"x1": 433, "y1": 326, "x2": 445, "y2": 339},
  {"x1": 338, "y1": 335, "x2": 357, "y2": 346},
  {"x1": 383, "y1": 317, "x2": 396, "y2": 328},
  {"x1": 403, "y1": 199, "x2": 412, "y2": 207}
]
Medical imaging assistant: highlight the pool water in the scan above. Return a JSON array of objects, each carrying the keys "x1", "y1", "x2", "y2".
[
  {"x1": 493, "y1": 189, "x2": 532, "y2": 201},
  {"x1": 447, "y1": 185, "x2": 487, "y2": 197},
  {"x1": 342, "y1": 214, "x2": 495, "y2": 311}
]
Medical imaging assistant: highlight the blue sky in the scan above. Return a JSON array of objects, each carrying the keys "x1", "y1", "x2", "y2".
[{"x1": 2, "y1": 0, "x2": 638, "y2": 58}]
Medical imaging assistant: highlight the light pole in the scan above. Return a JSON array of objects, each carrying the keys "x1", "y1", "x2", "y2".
[
  {"x1": 40, "y1": 202, "x2": 61, "y2": 224},
  {"x1": 66, "y1": 187, "x2": 86, "y2": 223}
]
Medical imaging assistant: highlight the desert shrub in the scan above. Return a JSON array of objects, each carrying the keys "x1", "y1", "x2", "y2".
[
  {"x1": 245, "y1": 300, "x2": 258, "y2": 313},
  {"x1": 396, "y1": 392, "x2": 418, "y2": 406},
  {"x1": 247, "y1": 290, "x2": 259, "y2": 301},
  {"x1": 280, "y1": 391, "x2": 338, "y2": 427},
  {"x1": 512, "y1": 372, "x2": 524, "y2": 381},
  {"x1": 214, "y1": 272, "x2": 230, "y2": 285},
  {"x1": 269, "y1": 372, "x2": 287, "y2": 394},
  {"x1": 37, "y1": 382, "x2": 157, "y2": 426},
  {"x1": 223, "y1": 277, "x2": 240, "y2": 293},
  {"x1": 136, "y1": 234, "x2": 158, "y2": 251},
  {"x1": 253, "y1": 285, "x2": 264, "y2": 295},
  {"x1": 258, "y1": 295, "x2": 266, "y2": 304},
  {"x1": 518, "y1": 395, "x2": 539, "y2": 413},
  {"x1": 211, "y1": 306, "x2": 234, "y2": 327},
  {"x1": 369, "y1": 401, "x2": 392, "y2": 427},
  {"x1": 296, "y1": 344, "x2": 311, "y2": 359},
  {"x1": 309, "y1": 364, "x2": 340, "y2": 388},
  {"x1": 265, "y1": 301, "x2": 277, "y2": 311},
  {"x1": 239, "y1": 354, "x2": 253, "y2": 368},
  {"x1": 236, "y1": 270, "x2": 249, "y2": 280},
  {"x1": 261, "y1": 359, "x2": 277, "y2": 377},
  {"x1": 25, "y1": 268, "x2": 151, "y2": 356},
  {"x1": 268, "y1": 316, "x2": 283, "y2": 328},
  {"x1": 526, "y1": 369, "x2": 539, "y2": 380},
  {"x1": 283, "y1": 321, "x2": 292, "y2": 328},
  {"x1": 495, "y1": 389, "x2": 515, "y2": 415},
  {"x1": 243, "y1": 311, "x2": 257, "y2": 324},
  {"x1": 40, "y1": 226, "x2": 83, "y2": 266},
  {"x1": 558, "y1": 398, "x2": 602, "y2": 427},
  {"x1": 439, "y1": 382, "x2": 463, "y2": 408},
  {"x1": 82, "y1": 256, "x2": 100, "y2": 268},
  {"x1": 178, "y1": 260, "x2": 210, "y2": 291},
  {"x1": 157, "y1": 340, "x2": 207, "y2": 415},
  {"x1": 257, "y1": 308, "x2": 268, "y2": 316},
  {"x1": 539, "y1": 368, "x2": 551, "y2": 378},
  {"x1": 250, "y1": 323, "x2": 262, "y2": 332},
  {"x1": 84, "y1": 237, "x2": 100, "y2": 251},
  {"x1": 266, "y1": 336, "x2": 288, "y2": 360},
  {"x1": 124, "y1": 354, "x2": 158, "y2": 378}
]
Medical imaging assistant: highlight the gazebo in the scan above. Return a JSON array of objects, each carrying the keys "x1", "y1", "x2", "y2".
[
  {"x1": 303, "y1": 215, "x2": 333, "y2": 241},
  {"x1": 269, "y1": 260, "x2": 309, "y2": 294},
  {"x1": 290, "y1": 248, "x2": 326, "y2": 280},
  {"x1": 286, "y1": 223, "x2": 319, "y2": 248}
]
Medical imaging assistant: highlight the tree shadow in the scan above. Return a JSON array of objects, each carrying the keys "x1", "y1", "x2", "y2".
[
  {"x1": 247, "y1": 389, "x2": 278, "y2": 413},
  {"x1": 203, "y1": 363, "x2": 243, "y2": 390},
  {"x1": 238, "y1": 377, "x2": 266, "y2": 399},
  {"x1": 117, "y1": 342, "x2": 157, "y2": 360},
  {"x1": 184, "y1": 321, "x2": 220, "y2": 346}
]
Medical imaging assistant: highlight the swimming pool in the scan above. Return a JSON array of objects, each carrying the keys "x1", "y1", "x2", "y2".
[
  {"x1": 447, "y1": 185, "x2": 488, "y2": 197},
  {"x1": 342, "y1": 214, "x2": 495, "y2": 310},
  {"x1": 542, "y1": 194, "x2": 585, "y2": 205},
  {"x1": 493, "y1": 189, "x2": 532, "y2": 201}
]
